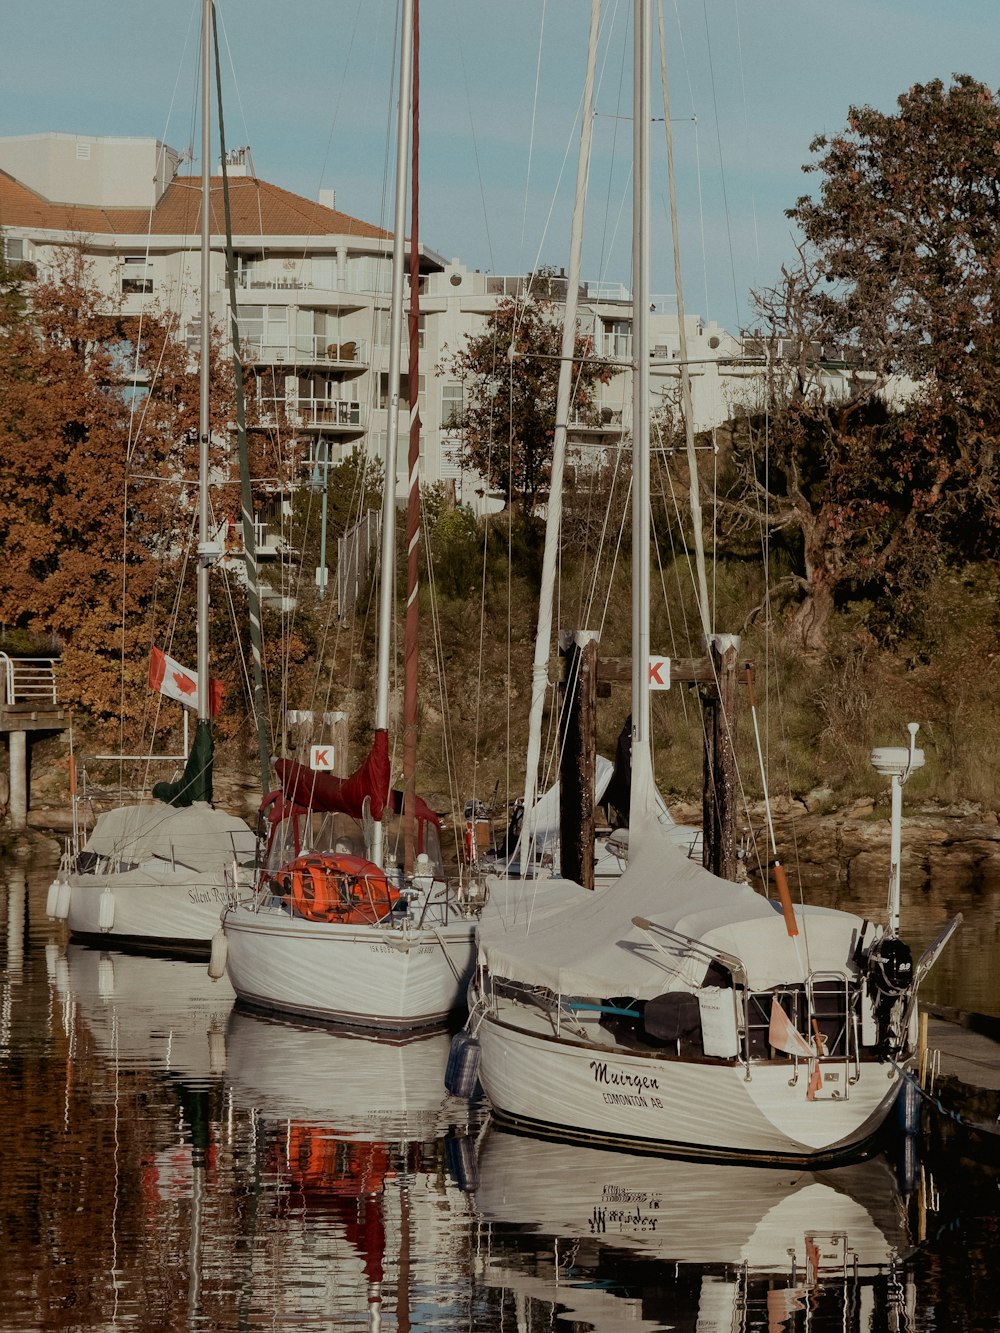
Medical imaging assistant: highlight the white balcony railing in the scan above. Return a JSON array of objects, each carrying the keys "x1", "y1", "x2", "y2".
[
  {"x1": 258, "y1": 397, "x2": 367, "y2": 430},
  {"x1": 241, "y1": 336, "x2": 369, "y2": 367}
]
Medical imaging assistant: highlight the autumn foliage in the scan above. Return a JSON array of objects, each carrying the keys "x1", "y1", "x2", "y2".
[{"x1": 0, "y1": 247, "x2": 263, "y2": 748}]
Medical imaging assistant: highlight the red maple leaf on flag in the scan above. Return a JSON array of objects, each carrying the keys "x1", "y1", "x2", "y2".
[{"x1": 171, "y1": 671, "x2": 197, "y2": 696}]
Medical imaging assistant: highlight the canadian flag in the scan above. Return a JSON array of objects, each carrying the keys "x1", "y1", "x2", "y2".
[
  {"x1": 147, "y1": 646, "x2": 223, "y2": 717},
  {"x1": 768, "y1": 997, "x2": 815, "y2": 1058}
]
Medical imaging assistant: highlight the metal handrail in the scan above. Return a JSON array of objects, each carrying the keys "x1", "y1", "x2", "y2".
[{"x1": 0, "y1": 653, "x2": 58, "y2": 705}]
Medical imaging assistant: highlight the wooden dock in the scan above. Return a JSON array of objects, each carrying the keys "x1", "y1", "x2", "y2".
[
  {"x1": 920, "y1": 1005, "x2": 1000, "y2": 1161},
  {"x1": 0, "y1": 654, "x2": 67, "y2": 829}
]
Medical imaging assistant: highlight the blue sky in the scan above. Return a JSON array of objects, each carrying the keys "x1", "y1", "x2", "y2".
[{"x1": 3, "y1": 1, "x2": 1000, "y2": 333}]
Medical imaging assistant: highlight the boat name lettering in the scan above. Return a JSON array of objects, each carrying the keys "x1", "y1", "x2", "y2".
[
  {"x1": 369, "y1": 944, "x2": 397, "y2": 953},
  {"x1": 590, "y1": 1206, "x2": 660, "y2": 1234},
  {"x1": 590, "y1": 1061, "x2": 660, "y2": 1094},
  {"x1": 186, "y1": 887, "x2": 227, "y2": 905},
  {"x1": 602, "y1": 1185, "x2": 656, "y2": 1205}
]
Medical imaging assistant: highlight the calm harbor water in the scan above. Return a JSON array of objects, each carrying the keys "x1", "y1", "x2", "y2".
[{"x1": 1, "y1": 847, "x2": 999, "y2": 1332}]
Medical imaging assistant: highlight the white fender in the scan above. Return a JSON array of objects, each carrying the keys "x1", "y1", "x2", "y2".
[
  {"x1": 98, "y1": 888, "x2": 115, "y2": 931},
  {"x1": 50, "y1": 880, "x2": 72, "y2": 921},
  {"x1": 97, "y1": 954, "x2": 115, "y2": 999},
  {"x1": 208, "y1": 928, "x2": 228, "y2": 981}
]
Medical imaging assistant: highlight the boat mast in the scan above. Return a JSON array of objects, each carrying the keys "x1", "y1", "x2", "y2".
[
  {"x1": 520, "y1": 0, "x2": 601, "y2": 864},
  {"x1": 372, "y1": 0, "x2": 414, "y2": 870},
  {"x1": 630, "y1": 0, "x2": 654, "y2": 826},
  {"x1": 655, "y1": 5, "x2": 712, "y2": 645},
  {"x1": 403, "y1": 0, "x2": 421, "y2": 875},
  {"x1": 196, "y1": 0, "x2": 212, "y2": 727}
]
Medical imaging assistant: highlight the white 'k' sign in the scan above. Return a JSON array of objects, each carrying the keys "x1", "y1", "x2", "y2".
[
  {"x1": 310, "y1": 745, "x2": 336, "y2": 771},
  {"x1": 648, "y1": 656, "x2": 671, "y2": 690}
]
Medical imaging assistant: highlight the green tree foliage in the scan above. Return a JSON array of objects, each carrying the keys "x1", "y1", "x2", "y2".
[
  {"x1": 438, "y1": 294, "x2": 611, "y2": 516},
  {"x1": 723, "y1": 76, "x2": 1000, "y2": 650}
]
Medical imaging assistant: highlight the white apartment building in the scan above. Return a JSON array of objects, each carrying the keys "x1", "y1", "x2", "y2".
[{"x1": 0, "y1": 133, "x2": 764, "y2": 529}]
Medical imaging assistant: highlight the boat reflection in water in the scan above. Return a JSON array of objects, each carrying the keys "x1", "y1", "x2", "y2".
[
  {"x1": 472, "y1": 1127, "x2": 917, "y2": 1332},
  {"x1": 48, "y1": 940, "x2": 233, "y2": 1083},
  {"x1": 224, "y1": 1010, "x2": 479, "y2": 1325}
]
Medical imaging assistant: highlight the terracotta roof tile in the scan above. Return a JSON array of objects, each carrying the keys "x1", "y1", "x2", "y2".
[{"x1": 0, "y1": 170, "x2": 391, "y2": 243}]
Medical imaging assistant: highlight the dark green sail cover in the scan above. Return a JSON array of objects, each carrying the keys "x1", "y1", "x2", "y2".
[{"x1": 153, "y1": 719, "x2": 214, "y2": 807}]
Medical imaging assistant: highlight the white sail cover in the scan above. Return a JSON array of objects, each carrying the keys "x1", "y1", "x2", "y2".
[
  {"x1": 520, "y1": 755, "x2": 614, "y2": 847},
  {"x1": 82, "y1": 803, "x2": 257, "y2": 872},
  {"x1": 477, "y1": 814, "x2": 866, "y2": 997}
]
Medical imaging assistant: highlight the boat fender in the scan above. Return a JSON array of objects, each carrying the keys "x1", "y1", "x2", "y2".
[
  {"x1": 97, "y1": 955, "x2": 115, "y2": 999},
  {"x1": 98, "y1": 887, "x2": 115, "y2": 932},
  {"x1": 444, "y1": 1029, "x2": 481, "y2": 1098},
  {"x1": 45, "y1": 879, "x2": 63, "y2": 919},
  {"x1": 208, "y1": 929, "x2": 229, "y2": 981},
  {"x1": 444, "y1": 1132, "x2": 479, "y2": 1194},
  {"x1": 54, "y1": 880, "x2": 71, "y2": 920}
]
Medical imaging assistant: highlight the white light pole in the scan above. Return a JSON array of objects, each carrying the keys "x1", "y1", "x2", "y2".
[{"x1": 870, "y1": 722, "x2": 924, "y2": 934}]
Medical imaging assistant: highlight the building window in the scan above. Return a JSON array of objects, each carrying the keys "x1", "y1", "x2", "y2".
[
  {"x1": 122, "y1": 256, "x2": 153, "y2": 295},
  {"x1": 4, "y1": 238, "x2": 24, "y2": 262},
  {"x1": 377, "y1": 373, "x2": 414, "y2": 412},
  {"x1": 441, "y1": 381, "x2": 463, "y2": 428},
  {"x1": 374, "y1": 309, "x2": 425, "y2": 348}
]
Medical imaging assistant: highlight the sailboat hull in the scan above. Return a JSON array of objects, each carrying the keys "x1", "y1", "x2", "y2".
[
  {"x1": 54, "y1": 803, "x2": 256, "y2": 956},
  {"x1": 222, "y1": 902, "x2": 477, "y2": 1030},
  {"x1": 475, "y1": 995, "x2": 902, "y2": 1165},
  {"x1": 63, "y1": 872, "x2": 232, "y2": 956}
]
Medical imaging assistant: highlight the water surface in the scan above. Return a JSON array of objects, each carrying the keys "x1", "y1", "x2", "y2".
[{"x1": 1, "y1": 850, "x2": 998, "y2": 1331}]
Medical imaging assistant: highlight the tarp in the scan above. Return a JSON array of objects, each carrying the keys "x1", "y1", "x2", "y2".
[
  {"x1": 477, "y1": 812, "x2": 866, "y2": 997},
  {"x1": 81, "y1": 801, "x2": 257, "y2": 871}
]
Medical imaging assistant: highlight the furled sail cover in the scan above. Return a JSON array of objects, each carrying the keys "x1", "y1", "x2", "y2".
[
  {"x1": 478, "y1": 815, "x2": 867, "y2": 996},
  {"x1": 153, "y1": 718, "x2": 213, "y2": 807},
  {"x1": 268, "y1": 728, "x2": 391, "y2": 823}
]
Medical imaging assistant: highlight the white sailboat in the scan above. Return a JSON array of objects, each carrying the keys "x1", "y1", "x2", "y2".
[
  {"x1": 462, "y1": 0, "x2": 958, "y2": 1163},
  {"x1": 46, "y1": 0, "x2": 256, "y2": 956},
  {"x1": 218, "y1": 0, "x2": 480, "y2": 1031}
]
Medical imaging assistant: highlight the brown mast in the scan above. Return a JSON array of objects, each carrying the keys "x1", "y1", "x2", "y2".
[{"x1": 402, "y1": 0, "x2": 421, "y2": 875}]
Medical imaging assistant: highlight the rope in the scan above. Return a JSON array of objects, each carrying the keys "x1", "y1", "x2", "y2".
[{"x1": 896, "y1": 1063, "x2": 1000, "y2": 1138}]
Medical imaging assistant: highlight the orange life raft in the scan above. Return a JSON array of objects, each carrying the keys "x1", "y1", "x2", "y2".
[{"x1": 275, "y1": 852, "x2": 400, "y2": 925}]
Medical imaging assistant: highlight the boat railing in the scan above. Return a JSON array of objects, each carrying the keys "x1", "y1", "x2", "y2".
[{"x1": 0, "y1": 653, "x2": 58, "y2": 706}]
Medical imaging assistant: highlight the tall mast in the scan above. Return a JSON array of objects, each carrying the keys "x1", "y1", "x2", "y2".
[
  {"x1": 196, "y1": 0, "x2": 212, "y2": 726},
  {"x1": 372, "y1": 0, "x2": 414, "y2": 869},
  {"x1": 656, "y1": 4, "x2": 711, "y2": 644},
  {"x1": 212, "y1": 6, "x2": 270, "y2": 794},
  {"x1": 403, "y1": 0, "x2": 421, "y2": 875},
  {"x1": 630, "y1": 0, "x2": 654, "y2": 827},
  {"x1": 520, "y1": 0, "x2": 601, "y2": 862}
]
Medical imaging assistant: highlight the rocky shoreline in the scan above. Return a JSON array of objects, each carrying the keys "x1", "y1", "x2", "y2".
[{"x1": 11, "y1": 791, "x2": 1000, "y2": 892}]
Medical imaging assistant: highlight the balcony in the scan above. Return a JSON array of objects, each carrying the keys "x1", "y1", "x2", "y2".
[
  {"x1": 242, "y1": 336, "x2": 369, "y2": 370},
  {"x1": 598, "y1": 332, "x2": 632, "y2": 360},
  {"x1": 222, "y1": 520, "x2": 289, "y2": 560},
  {"x1": 228, "y1": 272, "x2": 369, "y2": 309},
  {"x1": 567, "y1": 406, "x2": 624, "y2": 437},
  {"x1": 260, "y1": 397, "x2": 367, "y2": 432}
]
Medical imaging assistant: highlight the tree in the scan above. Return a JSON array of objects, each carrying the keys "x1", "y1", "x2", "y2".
[
  {"x1": 721, "y1": 77, "x2": 1000, "y2": 650},
  {"x1": 791, "y1": 77, "x2": 1000, "y2": 544},
  {"x1": 0, "y1": 248, "x2": 251, "y2": 742},
  {"x1": 438, "y1": 294, "x2": 611, "y2": 516}
]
